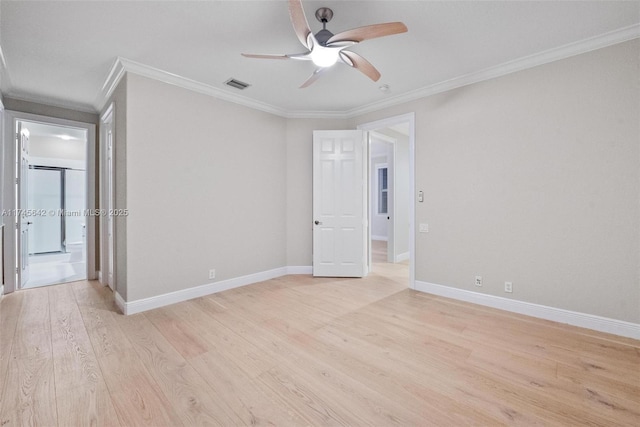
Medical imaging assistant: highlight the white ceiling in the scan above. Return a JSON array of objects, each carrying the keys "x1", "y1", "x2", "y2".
[
  {"x1": 20, "y1": 121, "x2": 87, "y2": 141},
  {"x1": 1, "y1": 1, "x2": 638, "y2": 115}
]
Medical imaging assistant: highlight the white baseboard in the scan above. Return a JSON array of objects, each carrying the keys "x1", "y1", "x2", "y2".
[
  {"x1": 415, "y1": 281, "x2": 640, "y2": 340},
  {"x1": 116, "y1": 266, "x2": 313, "y2": 315},
  {"x1": 97, "y1": 271, "x2": 103, "y2": 283},
  {"x1": 371, "y1": 235, "x2": 388, "y2": 241},
  {"x1": 395, "y1": 252, "x2": 410, "y2": 263},
  {"x1": 0, "y1": 284, "x2": 4, "y2": 298}
]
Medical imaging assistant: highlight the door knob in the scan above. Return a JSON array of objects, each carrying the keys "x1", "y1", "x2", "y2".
[{"x1": 314, "y1": 220, "x2": 322, "y2": 225}]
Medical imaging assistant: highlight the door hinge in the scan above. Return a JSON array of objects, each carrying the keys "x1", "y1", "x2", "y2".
[{"x1": 15, "y1": 178, "x2": 19, "y2": 185}]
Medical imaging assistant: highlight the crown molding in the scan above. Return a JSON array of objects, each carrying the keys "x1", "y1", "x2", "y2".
[
  {"x1": 95, "y1": 57, "x2": 290, "y2": 117},
  {"x1": 96, "y1": 24, "x2": 639, "y2": 119},
  {"x1": 0, "y1": 41, "x2": 12, "y2": 95},
  {"x1": 94, "y1": 57, "x2": 126, "y2": 112},
  {"x1": 343, "y1": 23, "x2": 640, "y2": 119}
]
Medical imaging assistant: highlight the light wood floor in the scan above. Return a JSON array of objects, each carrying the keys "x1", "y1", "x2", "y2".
[{"x1": 1, "y1": 261, "x2": 639, "y2": 426}]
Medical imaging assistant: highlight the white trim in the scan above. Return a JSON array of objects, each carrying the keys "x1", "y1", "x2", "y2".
[
  {"x1": 358, "y1": 112, "x2": 416, "y2": 290},
  {"x1": 94, "y1": 59, "x2": 125, "y2": 110},
  {"x1": 371, "y1": 235, "x2": 388, "y2": 242},
  {"x1": 2, "y1": 111, "x2": 97, "y2": 293},
  {"x1": 97, "y1": 271, "x2": 102, "y2": 282},
  {"x1": 0, "y1": 285, "x2": 4, "y2": 298},
  {"x1": 91, "y1": 26, "x2": 640, "y2": 119},
  {"x1": 395, "y1": 252, "x2": 409, "y2": 262},
  {"x1": 0, "y1": 41, "x2": 12, "y2": 93},
  {"x1": 346, "y1": 24, "x2": 640, "y2": 118},
  {"x1": 285, "y1": 110, "x2": 352, "y2": 119},
  {"x1": 116, "y1": 266, "x2": 313, "y2": 315},
  {"x1": 415, "y1": 281, "x2": 640, "y2": 340},
  {"x1": 0, "y1": 43, "x2": 7, "y2": 70},
  {"x1": 99, "y1": 103, "x2": 115, "y2": 291},
  {"x1": 95, "y1": 57, "x2": 289, "y2": 116}
]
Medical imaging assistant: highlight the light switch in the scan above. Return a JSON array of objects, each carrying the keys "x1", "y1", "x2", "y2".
[
  {"x1": 419, "y1": 223, "x2": 429, "y2": 233},
  {"x1": 418, "y1": 191, "x2": 424, "y2": 202}
]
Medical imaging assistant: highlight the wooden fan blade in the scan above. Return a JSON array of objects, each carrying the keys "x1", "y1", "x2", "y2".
[
  {"x1": 327, "y1": 22, "x2": 407, "y2": 44},
  {"x1": 241, "y1": 53, "x2": 291, "y2": 60},
  {"x1": 289, "y1": 0, "x2": 312, "y2": 49},
  {"x1": 300, "y1": 68, "x2": 327, "y2": 88},
  {"x1": 340, "y1": 51, "x2": 381, "y2": 82}
]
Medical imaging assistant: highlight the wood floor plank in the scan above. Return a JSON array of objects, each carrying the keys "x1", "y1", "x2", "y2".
[
  {"x1": 49, "y1": 284, "x2": 120, "y2": 426},
  {"x1": 117, "y1": 312, "x2": 242, "y2": 425},
  {"x1": 0, "y1": 289, "x2": 57, "y2": 426},
  {"x1": 98, "y1": 349, "x2": 185, "y2": 426},
  {"x1": 74, "y1": 283, "x2": 184, "y2": 426},
  {"x1": 188, "y1": 351, "x2": 309, "y2": 426},
  {"x1": 0, "y1": 292, "x2": 24, "y2": 401},
  {"x1": 149, "y1": 301, "x2": 276, "y2": 377},
  {"x1": 72, "y1": 282, "x2": 134, "y2": 359}
]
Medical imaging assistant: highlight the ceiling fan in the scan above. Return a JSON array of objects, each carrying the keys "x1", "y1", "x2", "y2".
[{"x1": 242, "y1": 0, "x2": 408, "y2": 88}]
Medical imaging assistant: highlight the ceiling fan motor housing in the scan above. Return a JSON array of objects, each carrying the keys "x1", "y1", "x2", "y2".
[
  {"x1": 315, "y1": 29, "x2": 334, "y2": 45},
  {"x1": 314, "y1": 7, "x2": 334, "y2": 45}
]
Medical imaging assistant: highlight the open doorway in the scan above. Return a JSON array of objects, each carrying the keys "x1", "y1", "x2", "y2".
[
  {"x1": 358, "y1": 113, "x2": 415, "y2": 288},
  {"x1": 2, "y1": 110, "x2": 96, "y2": 294},
  {"x1": 18, "y1": 120, "x2": 88, "y2": 288}
]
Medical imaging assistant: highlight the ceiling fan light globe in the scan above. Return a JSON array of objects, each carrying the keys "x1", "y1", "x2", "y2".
[{"x1": 311, "y1": 48, "x2": 339, "y2": 68}]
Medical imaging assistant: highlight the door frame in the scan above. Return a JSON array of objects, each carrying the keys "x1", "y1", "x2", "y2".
[
  {"x1": 99, "y1": 102, "x2": 116, "y2": 291},
  {"x1": 369, "y1": 131, "x2": 397, "y2": 264},
  {"x1": 357, "y1": 112, "x2": 416, "y2": 289},
  {"x1": 2, "y1": 110, "x2": 97, "y2": 293}
]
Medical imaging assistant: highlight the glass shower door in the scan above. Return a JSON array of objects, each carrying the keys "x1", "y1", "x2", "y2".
[{"x1": 28, "y1": 167, "x2": 63, "y2": 254}]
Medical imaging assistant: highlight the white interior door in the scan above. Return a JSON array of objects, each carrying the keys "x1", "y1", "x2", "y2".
[
  {"x1": 312, "y1": 130, "x2": 367, "y2": 277},
  {"x1": 18, "y1": 124, "x2": 30, "y2": 286}
]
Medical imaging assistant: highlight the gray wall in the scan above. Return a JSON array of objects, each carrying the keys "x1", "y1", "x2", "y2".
[
  {"x1": 3, "y1": 97, "x2": 98, "y2": 125},
  {"x1": 350, "y1": 40, "x2": 640, "y2": 323},
  {"x1": 124, "y1": 73, "x2": 288, "y2": 301}
]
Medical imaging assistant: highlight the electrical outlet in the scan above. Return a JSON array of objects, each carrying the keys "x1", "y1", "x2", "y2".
[
  {"x1": 475, "y1": 276, "x2": 482, "y2": 287},
  {"x1": 209, "y1": 269, "x2": 216, "y2": 280},
  {"x1": 419, "y1": 223, "x2": 429, "y2": 233},
  {"x1": 504, "y1": 281, "x2": 513, "y2": 293}
]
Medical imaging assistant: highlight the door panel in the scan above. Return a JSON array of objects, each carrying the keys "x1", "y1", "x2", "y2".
[
  {"x1": 18, "y1": 124, "x2": 30, "y2": 286},
  {"x1": 107, "y1": 129, "x2": 114, "y2": 290},
  {"x1": 312, "y1": 130, "x2": 366, "y2": 277}
]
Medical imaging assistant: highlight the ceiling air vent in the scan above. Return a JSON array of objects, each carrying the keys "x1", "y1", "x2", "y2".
[{"x1": 224, "y1": 78, "x2": 251, "y2": 90}]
